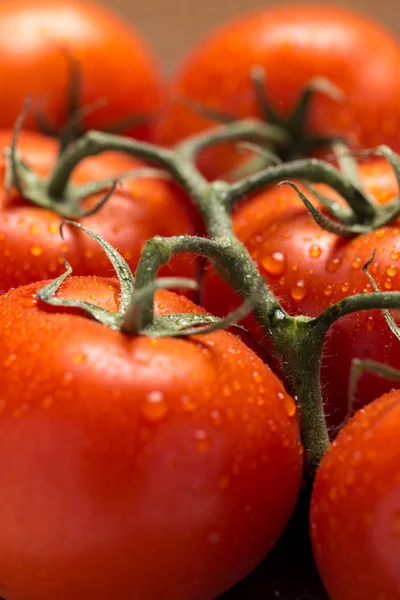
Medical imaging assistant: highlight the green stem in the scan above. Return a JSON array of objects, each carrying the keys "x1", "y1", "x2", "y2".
[{"x1": 229, "y1": 158, "x2": 376, "y2": 222}]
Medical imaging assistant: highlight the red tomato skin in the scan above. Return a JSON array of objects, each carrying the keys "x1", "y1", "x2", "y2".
[
  {"x1": 0, "y1": 130, "x2": 198, "y2": 293},
  {"x1": 202, "y1": 159, "x2": 400, "y2": 427},
  {"x1": 310, "y1": 390, "x2": 400, "y2": 600},
  {"x1": 155, "y1": 4, "x2": 400, "y2": 179},
  {"x1": 0, "y1": 0, "x2": 165, "y2": 140},
  {"x1": 0, "y1": 277, "x2": 302, "y2": 600}
]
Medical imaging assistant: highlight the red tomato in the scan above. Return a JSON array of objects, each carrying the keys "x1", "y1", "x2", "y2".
[
  {"x1": 0, "y1": 276, "x2": 302, "y2": 600},
  {"x1": 0, "y1": 0, "x2": 165, "y2": 140},
  {"x1": 310, "y1": 390, "x2": 400, "y2": 600},
  {"x1": 203, "y1": 158, "x2": 400, "y2": 427},
  {"x1": 155, "y1": 4, "x2": 400, "y2": 179},
  {"x1": 0, "y1": 130, "x2": 197, "y2": 293}
]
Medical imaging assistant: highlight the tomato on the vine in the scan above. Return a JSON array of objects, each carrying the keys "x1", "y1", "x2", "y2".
[
  {"x1": 203, "y1": 158, "x2": 400, "y2": 427},
  {"x1": 311, "y1": 389, "x2": 400, "y2": 600},
  {"x1": 0, "y1": 0, "x2": 165, "y2": 140},
  {"x1": 0, "y1": 130, "x2": 198, "y2": 293},
  {"x1": 0, "y1": 276, "x2": 302, "y2": 600},
  {"x1": 155, "y1": 4, "x2": 400, "y2": 179}
]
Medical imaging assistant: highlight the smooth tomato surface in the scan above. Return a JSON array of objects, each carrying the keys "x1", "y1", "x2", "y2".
[
  {"x1": 0, "y1": 130, "x2": 197, "y2": 293},
  {"x1": 156, "y1": 4, "x2": 400, "y2": 179},
  {"x1": 0, "y1": 0, "x2": 165, "y2": 139},
  {"x1": 311, "y1": 390, "x2": 400, "y2": 600},
  {"x1": 0, "y1": 277, "x2": 303, "y2": 600},
  {"x1": 203, "y1": 158, "x2": 400, "y2": 426}
]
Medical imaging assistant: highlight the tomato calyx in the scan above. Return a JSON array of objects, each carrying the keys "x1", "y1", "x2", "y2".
[
  {"x1": 37, "y1": 220, "x2": 262, "y2": 339},
  {"x1": 4, "y1": 103, "x2": 166, "y2": 219},
  {"x1": 35, "y1": 50, "x2": 153, "y2": 149},
  {"x1": 35, "y1": 118, "x2": 400, "y2": 470},
  {"x1": 284, "y1": 143, "x2": 400, "y2": 236},
  {"x1": 183, "y1": 66, "x2": 345, "y2": 169}
]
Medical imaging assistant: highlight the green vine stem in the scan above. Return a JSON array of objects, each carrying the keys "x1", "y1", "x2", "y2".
[{"x1": 24, "y1": 120, "x2": 400, "y2": 470}]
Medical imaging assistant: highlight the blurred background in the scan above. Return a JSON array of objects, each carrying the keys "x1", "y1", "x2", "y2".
[{"x1": 111, "y1": 0, "x2": 399, "y2": 71}]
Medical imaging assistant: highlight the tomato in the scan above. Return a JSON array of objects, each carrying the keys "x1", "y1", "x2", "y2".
[
  {"x1": 203, "y1": 158, "x2": 400, "y2": 427},
  {"x1": 310, "y1": 389, "x2": 400, "y2": 600},
  {"x1": 0, "y1": 276, "x2": 302, "y2": 600},
  {"x1": 0, "y1": 0, "x2": 165, "y2": 140},
  {"x1": 155, "y1": 4, "x2": 400, "y2": 179},
  {"x1": 0, "y1": 130, "x2": 197, "y2": 293}
]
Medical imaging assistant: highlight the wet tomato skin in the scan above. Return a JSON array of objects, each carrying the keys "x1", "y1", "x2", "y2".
[
  {"x1": 0, "y1": 0, "x2": 165, "y2": 140},
  {"x1": 311, "y1": 390, "x2": 400, "y2": 600},
  {"x1": 0, "y1": 130, "x2": 197, "y2": 293},
  {"x1": 155, "y1": 4, "x2": 400, "y2": 179},
  {"x1": 0, "y1": 276, "x2": 303, "y2": 600},
  {"x1": 203, "y1": 158, "x2": 400, "y2": 426}
]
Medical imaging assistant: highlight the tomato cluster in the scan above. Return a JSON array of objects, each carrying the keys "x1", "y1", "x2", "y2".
[{"x1": 0, "y1": 2, "x2": 399, "y2": 600}]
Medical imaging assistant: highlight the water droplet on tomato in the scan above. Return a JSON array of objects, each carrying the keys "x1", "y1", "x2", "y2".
[
  {"x1": 309, "y1": 244, "x2": 322, "y2": 259},
  {"x1": 195, "y1": 429, "x2": 210, "y2": 453},
  {"x1": 326, "y1": 257, "x2": 342, "y2": 273},
  {"x1": 283, "y1": 394, "x2": 297, "y2": 417},
  {"x1": 210, "y1": 410, "x2": 222, "y2": 424},
  {"x1": 261, "y1": 251, "x2": 286, "y2": 276},
  {"x1": 290, "y1": 280, "x2": 306, "y2": 301},
  {"x1": 352, "y1": 258, "x2": 362, "y2": 270},
  {"x1": 73, "y1": 353, "x2": 86, "y2": 364},
  {"x1": 390, "y1": 250, "x2": 400, "y2": 261},
  {"x1": 253, "y1": 371, "x2": 262, "y2": 383},
  {"x1": 341, "y1": 282, "x2": 350, "y2": 293},
  {"x1": 30, "y1": 245, "x2": 43, "y2": 257},
  {"x1": 29, "y1": 224, "x2": 40, "y2": 235},
  {"x1": 181, "y1": 395, "x2": 198, "y2": 413},
  {"x1": 384, "y1": 279, "x2": 393, "y2": 290},
  {"x1": 41, "y1": 396, "x2": 54, "y2": 410},
  {"x1": 142, "y1": 390, "x2": 167, "y2": 422},
  {"x1": 48, "y1": 222, "x2": 59, "y2": 235},
  {"x1": 324, "y1": 285, "x2": 334, "y2": 297},
  {"x1": 386, "y1": 265, "x2": 398, "y2": 277},
  {"x1": 222, "y1": 384, "x2": 232, "y2": 397}
]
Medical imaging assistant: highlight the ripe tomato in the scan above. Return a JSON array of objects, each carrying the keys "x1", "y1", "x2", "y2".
[
  {"x1": 310, "y1": 390, "x2": 400, "y2": 600},
  {"x1": 0, "y1": 0, "x2": 165, "y2": 140},
  {"x1": 155, "y1": 4, "x2": 400, "y2": 179},
  {"x1": 0, "y1": 276, "x2": 302, "y2": 600},
  {"x1": 203, "y1": 158, "x2": 400, "y2": 427},
  {"x1": 0, "y1": 130, "x2": 197, "y2": 294}
]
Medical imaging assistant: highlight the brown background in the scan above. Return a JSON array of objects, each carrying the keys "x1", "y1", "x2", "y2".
[{"x1": 109, "y1": 0, "x2": 400, "y2": 72}]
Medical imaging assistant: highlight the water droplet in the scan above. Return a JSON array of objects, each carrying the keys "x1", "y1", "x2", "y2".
[
  {"x1": 268, "y1": 419, "x2": 277, "y2": 432},
  {"x1": 29, "y1": 224, "x2": 40, "y2": 235},
  {"x1": 341, "y1": 282, "x2": 350, "y2": 293},
  {"x1": 352, "y1": 258, "x2": 362, "y2": 270},
  {"x1": 386, "y1": 265, "x2": 398, "y2": 277},
  {"x1": 261, "y1": 251, "x2": 286, "y2": 276},
  {"x1": 309, "y1": 244, "x2": 322, "y2": 259},
  {"x1": 142, "y1": 390, "x2": 167, "y2": 422},
  {"x1": 384, "y1": 279, "x2": 393, "y2": 290},
  {"x1": 62, "y1": 371, "x2": 74, "y2": 385},
  {"x1": 84, "y1": 250, "x2": 94, "y2": 259},
  {"x1": 90, "y1": 294, "x2": 97, "y2": 301},
  {"x1": 326, "y1": 257, "x2": 342, "y2": 273},
  {"x1": 324, "y1": 285, "x2": 334, "y2": 297},
  {"x1": 290, "y1": 280, "x2": 306, "y2": 301},
  {"x1": 181, "y1": 395, "x2": 198, "y2": 413},
  {"x1": 41, "y1": 396, "x2": 54, "y2": 410},
  {"x1": 291, "y1": 264, "x2": 299, "y2": 272},
  {"x1": 30, "y1": 245, "x2": 43, "y2": 257},
  {"x1": 48, "y1": 222, "x2": 59, "y2": 235},
  {"x1": 283, "y1": 394, "x2": 297, "y2": 417},
  {"x1": 253, "y1": 371, "x2": 262, "y2": 383},
  {"x1": 73, "y1": 353, "x2": 86, "y2": 364},
  {"x1": 390, "y1": 250, "x2": 400, "y2": 261},
  {"x1": 222, "y1": 384, "x2": 232, "y2": 397},
  {"x1": 195, "y1": 429, "x2": 210, "y2": 453},
  {"x1": 157, "y1": 303, "x2": 165, "y2": 309},
  {"x1": 210, "y1": 410, "x2": 222, "y2": 424},
  {"x1": 376, "y1": 229, "x2": 385, "y2": 238}
]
